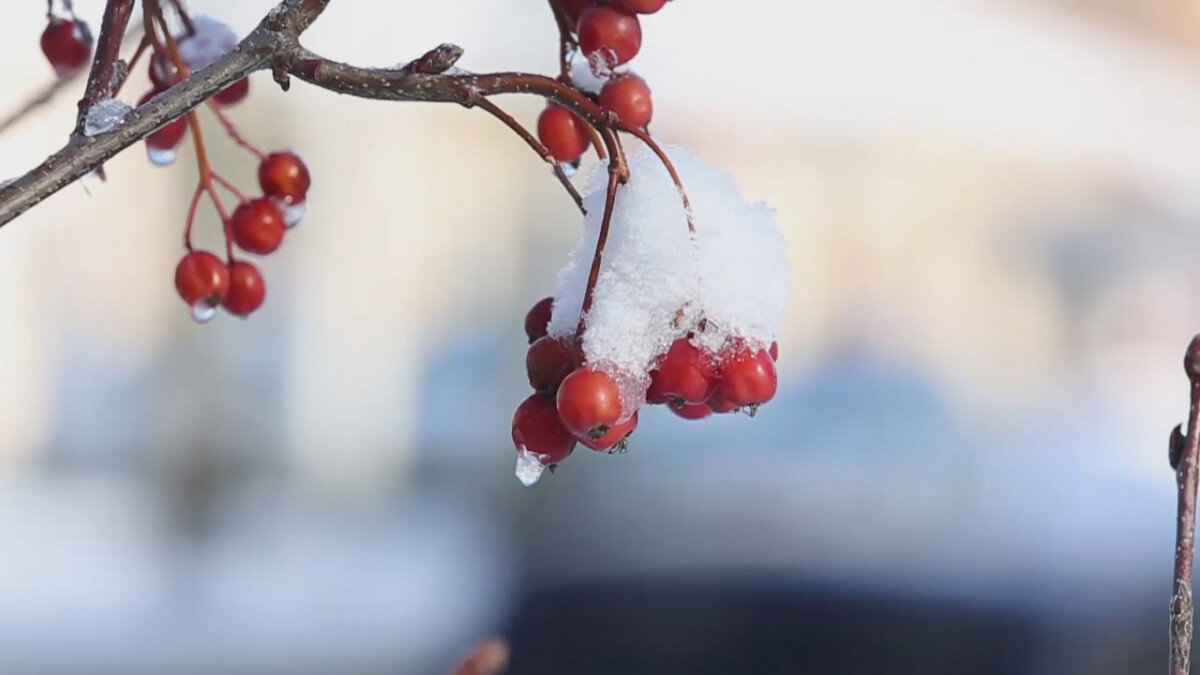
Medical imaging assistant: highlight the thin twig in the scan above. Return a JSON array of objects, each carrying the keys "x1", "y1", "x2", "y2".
[
  {"x1": 74, "y1": 0, "x2": 137, "y2": 133},
  {"x1": 1172, "y1": 335, "x2": 1200, "y2": 675},
  {"x1": 471, "y1": 97, "x2": 583, "y2": 212},
  {"x1": 576, "y1": 127, "x2": 628, "y2": 336},
  {"x1": 619, "y1": 124, "x2": 695, "y2": 234}
]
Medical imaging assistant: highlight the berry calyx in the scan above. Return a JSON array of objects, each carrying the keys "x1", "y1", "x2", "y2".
[
  {"x1": 616, "y1": 0, "x2": 668, "y2": 13},
  {"x1": 719, "y1": 349, "x2": 778, "y2": 407},
  {"x1": 577, "y1": 5, "x2": 642, "y2": 72},
  {"x1": 213, "y1": 77, "x2": 250, "y2": 107},
  {"x1": 258, "y1": 151, "x2": 311, "y2": 205},
  {"x1": 654, "y1": 338, "x2": 718, "y2": 404},
  {"x1": 556, "y1": 368, "x2": 623, "y2": 438},
  {"x1": 670, "y1": 402, "x2": 713, "y2": 421},
  {"x1": 221, "y1": 261, "x2": 266, "y2": 317},
  {"x1": 512, "y1": 394, "x2": 577, "y2": 466},
  {"x1": 524, "y1": 297, "x2": 554, "y2": 343},
  {"x1": 40, "y1": 18, "x2": 93, "y2": 77},
  {"x1": 599, "y1": 73, "x2": 653, "y2": 128},
  {"x1": 537, "y1": 104, "x2": 591, "y2": 163},
  {"x1": 138, "y1": 91, "x2": 188, "y2": 152},
  {"x1": 230, "y1": 198, "x2": 286, "y2": 255},
  {"x1": 174, "y1": 251, "x2": 229, "y2": 321},
  {"x1": 527, "y1": 336, "x2": 576, "y2": 393},
  {"x1": 581, "y1": 411, "x2": 638, "y2": 452}
]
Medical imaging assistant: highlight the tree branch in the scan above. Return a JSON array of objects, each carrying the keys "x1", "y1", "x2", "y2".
[
  {"x1": 1171, "y1": 335, "x2": 1200, "y2": 675},
  {"x1": 74, "y1": 0, "x2": 136, "y2": 134}
]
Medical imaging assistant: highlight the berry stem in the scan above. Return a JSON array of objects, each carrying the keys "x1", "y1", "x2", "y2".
[
  {"x1": 618, "y1": 124, "x2": 695, "y2": 234},
  {"x1": 576, "y1": 127, "x2": 628, "y2": 336},
  {"x1": 182, "y1": 181, "x2": 204, "y2": 250},
  {"x1": 206, "y1": 100, "x2": 267, "y2": 159},
  {"x1": 547, "y1": 0, "x2": 576, "y2": 79},
  {"x1": 212, "y1": 172, "x2": 248, "y2": 202},
  {"x1": 73, "y1": 0, "x2": 136, "y2": 135},
  {"x1": 472, "y1": 97, "x2": 583, "y2": 213}
]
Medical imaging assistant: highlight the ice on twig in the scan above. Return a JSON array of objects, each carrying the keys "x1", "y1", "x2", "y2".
[
  {"x1": 83, "y1": 99, "x2": 133, "y2": 137},
  {"x1": 178, "y1": 16, "x2": 239, "y2": 71},
  {"x1": 546, "y1": 139, "x2": 790, "y2": 411}
]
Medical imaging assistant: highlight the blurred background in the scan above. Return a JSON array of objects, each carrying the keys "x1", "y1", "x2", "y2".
[{"x1": 0, "y1": 0, "x2": 1197, "y2": 672}]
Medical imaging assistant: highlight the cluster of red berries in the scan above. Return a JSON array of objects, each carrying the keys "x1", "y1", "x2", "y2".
[
  {"x1": 512, "y1": 296, "x2": 780, "y2": 474},
  {"x1": 142, "y1": 53, "x2": 250, "y2": 164},
  {"x1": 174, "y1": 151, "x2": 310, "y2": 321},
  {"x1": 40, "y1": 12, "x2": 93, "y2": 77},
  {"x1": 537, "y1": 0, "x2": 663, "y2": 165}
]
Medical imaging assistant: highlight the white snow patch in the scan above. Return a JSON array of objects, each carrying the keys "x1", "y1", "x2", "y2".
[
  {"x1": 568, "y1": 51, "x2": 607, "y2": 95},
  {"x1": 178, "y1": 16, "x2": 239, "y2": 71},
  {"x1": 547, "y1": 140, "x2": 790, "y2": 410},
  {"x1": 83, "y1": 99, "x2": 133, "y2": 137}
]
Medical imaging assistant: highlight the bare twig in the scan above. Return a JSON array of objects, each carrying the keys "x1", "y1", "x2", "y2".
[
  {"x1": 74, "y1": 0, "x2": 136, "y2": 133},
  {"x1": 471, "y1": 97, "x2": 583, "y2": 212},
  {"x1": 576, "y1": 127, "x2": 628, "y2": 335},
  {"x1": 1172, "y1": 335, "x2": 1200, "y2": 675}
]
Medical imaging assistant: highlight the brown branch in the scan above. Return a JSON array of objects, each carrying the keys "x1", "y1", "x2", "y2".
[
  {"x1": 74, "y1": 0, "x2": 136, "y2": 134},
  {"x1": 576, "y1": 127, "x2": 628, "y2": 336},
  {"x1": 1172, "y1": 335, "x2": 1200, "y2": 675},
  {"x1": 471, "y1": 97, "x2": 583, "y2": 212}
]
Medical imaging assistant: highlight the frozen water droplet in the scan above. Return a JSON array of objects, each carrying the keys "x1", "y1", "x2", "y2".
[
  {"x1": 178, "y1": 16, "x2": 239, "y2": 70},
  {"x1": 83, "y1": 99, "x2": 133, "y2": 137},
  {"x1": 558, "y1": 161, "x2": 579, "y2": 179},
  {"x1": 273, "y1": 198, "x2": 307, "y2": 228},
  {"x1": 190, "y1": 300, "x2": 218, "y2": 324},
  {"x1": 146, "y1": 146, "x2": 178, "y2": 167},
  {"x1": 514, "y1": 450, "x2": 546, "y2": 487}
]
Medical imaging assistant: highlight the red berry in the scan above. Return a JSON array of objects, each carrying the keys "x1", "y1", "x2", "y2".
[
  {"x1": 645, "y1": 370, "x2": 669, "y2": 405},
  {"x1": 558, "y1": 0, "x2": 595, "y2": 25},
  {"x1": 258, "y1": 152, "x2": 311, "y2": 205},
  {"x1": 769, "y1": 341, "x2": 779, "y2": 362},
  {"x1": 148, "y1": 54, "x2": 179, "y2": 90},
  {"x1": 557, "y1": 368, "x2": 623, "y2": 438},
  {"x1": 578, "y1": 5, "x2": 642, "y2": 71},
  {"x1": 231, "y1": 198, "x2": 286, "y2": 255},
  {"x1": 512, "y1": 394, "x2": 577, "y2": 465},
  {"x1": 654, "y1": 338, "x2": 717, "y2": 405},
  {"x1": 719, "y1": 349, "x2": 778, "y2": 407},
  {"x1": 670, "y1": 402, "x2": 712, "y2": 421},
  {"x1": 706, "y1": 388, "x2": 739, "y2": 414},
  {"x1": 524, "y1": 297, "x2": 554, "y2": 343},
  {"x1": 221, "y1": 261, "x2": 266, "y2": 317},
  {"x1": 174, "y1": 250, "x2": 229, "y2": 315},
  {"x1": 599, "y1": 73, "x2": 653, "y2": 128},
  {"x1": 526, "y1": 336, "x2": 576, "y2": 393},
  {"x1": 537, "y1": 104, "x2": 591, "y2": 163},
  {"x1": 213, "y1": 77, "x2": 250, "y2": 107},
  {"x1": 581, "y1": 410, "x2": 638, "y2": 452},
  {"x1": 137, "y1": 91, "x2": 188, "y2": 151},
  {"x1": 40, "y1": 18, "x2": 92, "y2": 77},
  {"x1": 616, "y1": 0, "x2": 668, "y2": 13}
]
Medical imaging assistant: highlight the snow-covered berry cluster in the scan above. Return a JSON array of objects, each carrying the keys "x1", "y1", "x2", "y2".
[
  {"x1": 512, "y1": 142, "x2": 790, "y2": 486},
  {"x1": 538, "y1": 0, "x2": 662, "y2": 167}
]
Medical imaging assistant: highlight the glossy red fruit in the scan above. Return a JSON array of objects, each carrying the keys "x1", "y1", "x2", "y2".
[
  {"x1": 559, "y1": 0, "x2": 595, "y2": 25},
  {"x1": 655, "y1": 338, "x2": 718, "y2": 404},
  {"x1": 671, "y1": 402, "x2": 712, "y2": 421},
  {"x1": 213, "y1": 77, "x2": 250, "y2": 106},
  {"x1": 581, "y1": 411, "x2": 638, "y2": 452},
  {"x1": 524, "y1": 297, "x2": 554, "y2": 343},
  {"x1": 645, "y1": 371, "x2": 669, "y2": 405},
  {"x1": 769, "y1": 341, "x2": 779, "y2": 362},
  {"x1": 537, "y1": 104, "x2": 591, "y2": 163},
  {"x1": 557, "y1": 368, "x2": 623, "y2": 438},
  {"x1": 599, "y1": 73, "x2": 652, "y2": 128},
  {"x1": 174, "y1": 251, "x2": 230, "y2": 309},
  {"x1": 221, "y1": 261, "x2": 266, "y2": 317},
  {"x1": 41, "y1": 18, "x2": 92, "y2": 77},
  {"x1": 577, "y1": 5, "x2": 642, "y2": 70},
  {"x1": 527, "y1": 336, "x2": 575, "y2": 393},
  {"x1": 231, "y1": 198, "x2": 286, "y2": 255},
  {"x1": 512, "y1": 394, "x2": 577, "y2": 465},
  {"x1": 706, "y1": 388, "x2": 739, "y2": 414},
  {"x1": 258, "y1": 152, "x2": 311, "y2": 205},
  {"x1": 616, "y1": 0, "x2": 668, "y2": 13},
  {"x1": 720, "y1": 349, "x2": 779, "y2": 407},
  {"x1": 137, "y1": 91, "x2": 188, "y2": 150}
]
